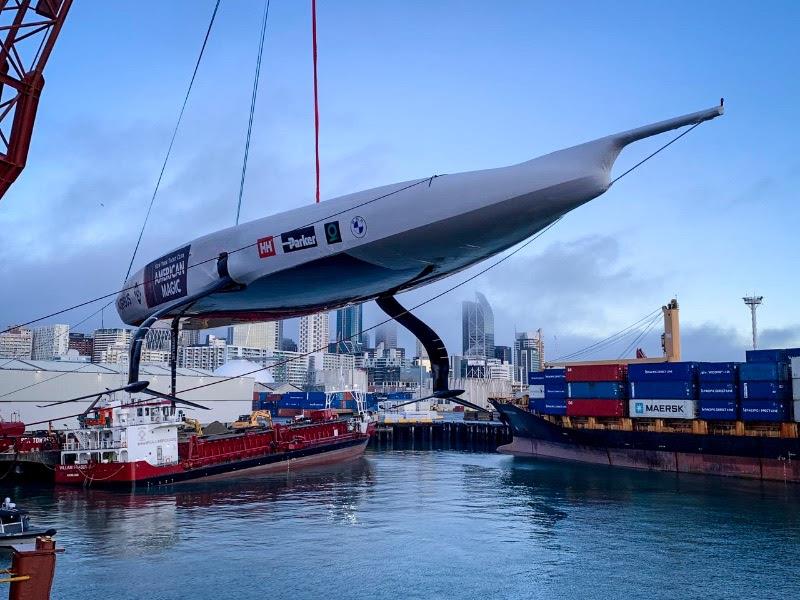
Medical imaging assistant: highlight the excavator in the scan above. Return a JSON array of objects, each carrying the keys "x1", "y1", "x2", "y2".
[{"x1": 231, "y1": 410, "x2": 273, "y2": 431}]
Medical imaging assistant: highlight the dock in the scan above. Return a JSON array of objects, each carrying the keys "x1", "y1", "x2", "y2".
[{"x1": 369, "y1": 420, "x2": 512, "y2": 452}]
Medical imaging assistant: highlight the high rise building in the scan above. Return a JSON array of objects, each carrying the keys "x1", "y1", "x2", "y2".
[
  {"x1": 68, "y1": 333, "x2": 94, "y2": 358},
  {"x1": 462, "y1": 292, "x2": 494, "y2": 360},
  {"x1": 0, "y1": 327, "x2": 33, "y2": 359},
  {"x1": 281, "y1": 337, "x2": 298, "y2": 352},
  {"x1": 178, "y1": 328, "x2": 200, "y2": 347},
  {"x1": 494, "y1": 345, "x2": 511, "y2": 364},
  {"x1": 298, "y1": 312, "x2": 330, "y2": 355},
  {"x1": 335, "y1": 304, "x2": 363, "y2": 352},
  {"x1": 145, "y1": 323, "x2": 172, "y2": 351},
  {"x1": 31, "y1": 324, "x2": 70, "y2": 360},
  {"x1": 92, "y1": 328, "x2": 132, "y2": 363},
  {"x1": 374, "y1": 321, "x2": 397, "y2": 350},
  {"x1": 227, "y1": 321, "x2": 282, "y2": 350},
  {"x1": 513, "y1": 330, "x2": 544, "y2": 383}
]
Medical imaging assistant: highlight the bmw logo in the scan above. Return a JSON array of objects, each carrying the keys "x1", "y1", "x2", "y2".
[{"x1": 350, "y1": 216, "x2": 367, "y2": 238}]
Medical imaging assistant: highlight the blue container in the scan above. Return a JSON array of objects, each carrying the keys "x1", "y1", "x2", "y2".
[
  {"x1": 627, "y1": 362, "x2": 697, "y2": 382},
  {"x1": 698, "y1": 382, "x2": 737, "y2": 400},
  {"x1": 740, "y1": 400, "x2": 789, "y2": 422},
  {"x1": 387, "y1": 391, "x2": 413, "y2": 400},
  {"x1": 528, "y1": 371, "x2": 546, "y2": 385},
  {"x1": 745, "y1": 349, "x2": 788, "y2": 363},
  {"x1": 567, "y1": 381, "x2": 626, "y2": 399},
  {"x1": 628, "y1": 380, "x2": 697, "y2": 400},
  {"x1": 698, "y1": 399, "x2": 737, "y2": 420},
  {"x1": 697, "y1": 362, "x2": 738, "y2": 382},
  {"x1": 544, "y1": 368, "x2": 566, "y2": 381},
  {"x1": 739, "y1": 381, "x2": 790, "y2": 400},
  {"x1": 532, "y1": 398, "x2": 567, "y2": 416},
  {"x1": 739, "y1": 362, "x2": 790, "y2": 381},
  {"x1": 544, "y1": 383, "x2": 567, "y2": 399}
]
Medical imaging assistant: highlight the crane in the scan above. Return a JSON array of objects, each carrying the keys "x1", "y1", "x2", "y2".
[{"x1": 0, "y1": 0, "x2": 71, "y2": 200}]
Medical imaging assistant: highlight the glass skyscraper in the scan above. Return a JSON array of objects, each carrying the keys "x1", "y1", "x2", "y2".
[
  {"x1": 462, "y1": 292, "x2": 495, "y2": 360},
  {"x1": 335, "y1": 304, "x2": 363, "y2": 353}
]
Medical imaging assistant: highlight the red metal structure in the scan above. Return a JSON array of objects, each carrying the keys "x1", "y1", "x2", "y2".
[{"x1": 0, "y1": 0, "x2": 71, "y2": 200}]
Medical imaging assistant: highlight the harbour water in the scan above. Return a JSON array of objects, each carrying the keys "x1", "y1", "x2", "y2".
[{"x1": 4, "y1": 449, "x2": 800, "y2": 599}]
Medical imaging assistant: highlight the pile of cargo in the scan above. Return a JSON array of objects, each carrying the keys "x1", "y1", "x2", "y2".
[
  {"x1": 528, "y1": 368, "x2": 567, "y2": 415},
  {"x1": 697, "y1": 362, "x2": 737, "y2": 419},
  {"x1": 739, "y1": 349, "x2": 793, "y2": 421},
  {"x1": 628, "y1": 363, "x2": 697, "y2": 420},
  {"x1": 565, "y1": 364, "x2": 627, "y2": 417},
  {"x1": 253, "y1": 391, "x2": 379, "y2": 416}
]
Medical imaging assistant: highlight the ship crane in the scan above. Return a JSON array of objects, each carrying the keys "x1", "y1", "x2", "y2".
[{"x1": 0, "y1": 0, "x2": 71, "y2": 200}]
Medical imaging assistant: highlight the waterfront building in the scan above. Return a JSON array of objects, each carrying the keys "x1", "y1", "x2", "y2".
[
  {"x1": 31, "y1": 324, "x2": 69, "y2": 360},
  {"x1": 513, "y1": 330, "x2": 544, "y2": 383},
  {"x1": 374, "y1": 321, "x2": 398, "y2": 350},
  {"x1": 494, "y1": 345, "x2": 511, "y2": 364},
  {"x1": 462, "y1": 292, "x2": 494, "y2": 360},
  {"x1": 178, "y1": 328, "x2": 200, "y2": 347},
  {"x1": 91, "y1": 328, "x2": 132, "y2": 363},
  {"x1": 68, "y1": 332, "x2": 94, "y2": 358},
  {"x1": 335, "y1": 304, "x2": 363, "y2": 352},
  {"x1": 0, "y1": 327, "x2": 33, "y2": 359},
  {"x1": 227, "y1": 321, "x2": 282, "y2": 350},
  {"x1": 145, "y1": 323, "x2": 172, "y2": 351},
  {"x1": 299, "y1": 312, "x2": 329, "y2": 355}
]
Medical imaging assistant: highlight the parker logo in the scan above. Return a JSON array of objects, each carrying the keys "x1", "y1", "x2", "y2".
[
  {"x1": 257, "y1": 236, "x2": 276, "y2": 258},
  {"x1": 280, "y1": 226, "x2": 317, "y2": 253}
]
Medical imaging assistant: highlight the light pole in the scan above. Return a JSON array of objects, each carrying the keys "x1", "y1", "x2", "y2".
[{"x1": 742, "y1": 296, "x2": 763, "y2": 350}]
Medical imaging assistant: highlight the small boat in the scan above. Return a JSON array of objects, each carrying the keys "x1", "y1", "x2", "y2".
[{"x1": 0, "y1": 498, "x2": 56, "y2": 547}]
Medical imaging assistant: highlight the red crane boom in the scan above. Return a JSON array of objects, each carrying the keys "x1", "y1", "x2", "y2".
[{"x1": 0, "y1": 0, "x2": 71, "y2": 200}]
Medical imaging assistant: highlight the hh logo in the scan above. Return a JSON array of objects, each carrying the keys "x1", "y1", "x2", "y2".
[{"x1": 257, "y1": 236, "x2": 276, "y2": 258}]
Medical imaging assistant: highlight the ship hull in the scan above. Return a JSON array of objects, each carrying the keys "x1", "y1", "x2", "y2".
[
  {"x1": 491, "y1": 402, "x2": 800, "y2": 483},
  {"x1": 55, "y1": 436, "x2": 369, "y2": 489}
]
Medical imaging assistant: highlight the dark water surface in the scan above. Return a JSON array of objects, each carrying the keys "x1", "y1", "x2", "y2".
[{"x1": 4, "y1": 450, "x2": 800, "y2": 599}]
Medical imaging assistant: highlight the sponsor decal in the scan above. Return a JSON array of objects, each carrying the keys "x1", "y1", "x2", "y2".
[
  {"x1": 280, "y1": 226, "x2": 318, "y2": 253},
  {"x1": 350, "y1": 215, "x2": 367, "y2": 238},
  {"x1": 133, "y1": 282, "x2": 143, "y2": 304},
  {"x1": 644, "y1": 403, "x2": 685, "y2": 413},
  {"x1": 635, "y1": 402, "x2": 644, "y2": 415},
  {"x1": 257, "y1": 236, "x2": 276, "y2": 258},
  {"x1": 324, "y1": 221, "x2": 342, "y2": 244},
  {"x1": 144, "y1": 245, "x2": 190, "y2": 307}
]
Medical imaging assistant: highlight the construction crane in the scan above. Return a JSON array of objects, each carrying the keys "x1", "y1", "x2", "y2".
[{"x1": 0, "y1": 0, "x2": 71, "y2": 200}]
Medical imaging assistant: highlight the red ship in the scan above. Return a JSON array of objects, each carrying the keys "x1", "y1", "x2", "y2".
[{"x1": 54, "y1": 402, "x2": 375, "y2": 489}]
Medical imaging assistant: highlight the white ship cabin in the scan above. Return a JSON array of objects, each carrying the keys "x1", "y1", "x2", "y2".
[{"x1": 61, "y1": 401, "x2": 181, "y2": 467}]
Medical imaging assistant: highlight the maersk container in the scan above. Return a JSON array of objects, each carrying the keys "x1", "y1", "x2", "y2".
[
  {"x1": 698, "y1": 399, "x2": 737, "y2": 421},
  {"x1": 566, "y1": 399, "x2": 625, "y2": 417},
  {"x1": 544, "y1": 368, "x2": 566, "y2": 381},
  {"x1": 740, "y1": 400, "x2": 789, "y2": 422},
  {"x1": 794, "y1": 378, "x2": 800, "y2": 402},
  {"x1": 794, "y1": 400, "x2": 800, "y2": 423},
  {"x1": 565, "y1": 364, "x2": 627, "y2": 382},
  {"x1": 567, "y1": 381, "x2": 626, "y2": 399},
  {"x1": 628, "y1": 380, "x2": 697, "y2": 400},
  {"x1": 740, "y1": 381, "x2": 790, "y2": 400},
  {"x1": 738, "y1": 362, "x2": 789, "y2": 382},
  {"x1": 544, "y1": 383, "x2": 567, "y2": 399},
  {"x1": 532, "y1": 398, "x2": 567, "y2": 416},
  {"x1": 627, "y1": 362, "x2": 697, "y2": 382},
  {"x1": 745, "y1": 349, "x2": 788, "y2": 363},
  {"x1": 529, "y1": 384, "x2": 545, "y2": 399},
  {"x1": 629, "y1": 399, "x2": 697, "y2": 420},
  {"x1": 697, "y1": 362, "x2": 738, "y2": 382},
  {"x1": 528, "y1": 371, "x2": 546, "y2": 385},
  {"x1": 698, "y1": 382, "x2": 737, "y2": 401}
]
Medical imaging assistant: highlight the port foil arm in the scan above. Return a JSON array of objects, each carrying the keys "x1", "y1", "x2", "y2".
[{"x1": 610, "y1": 101, "x2": 724, "y2": 149}]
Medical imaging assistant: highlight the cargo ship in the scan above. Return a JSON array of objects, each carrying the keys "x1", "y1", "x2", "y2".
[
  {"x1": 491, "y1": 302, "x2": 800, "y2": 483},
  {"x1": 54, "y1": 400, "x2": 375, "y2": 489}
]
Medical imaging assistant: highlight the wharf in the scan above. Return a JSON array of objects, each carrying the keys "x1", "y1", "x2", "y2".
[
  {"x1": 369, "y1": 420, "x2": 512, "y2": 452},
  {"x1": 0, "y1": 450, "x2": 60, "y2": 481}
]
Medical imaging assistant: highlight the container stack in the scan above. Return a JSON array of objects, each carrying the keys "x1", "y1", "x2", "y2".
[
  {"x1": 528, "y1": 371, "x2": 546, "y2": 413},
  {"x1": 697, "y1": 362, "x2": 738, "y2": 420},
  {"x1": 739, "y1": 350, "x2": 791, "y2": 422},
  {"x1": 565, "y1": 364, "x2": 627, "y2": 417},
  {"x1": 792, "y1": 357, "x2": 800, "y2": 423},
  {"x1": 528, "y1": 369, "x2": 567, "y2": 415},
  {"x1": 627, "y1": 363, "x2": 698, "y2": 420}
]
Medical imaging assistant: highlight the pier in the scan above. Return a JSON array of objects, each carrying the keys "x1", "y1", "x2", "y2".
[{"x1": 369, "y1": 421, "x2": 512, "y2": 452}]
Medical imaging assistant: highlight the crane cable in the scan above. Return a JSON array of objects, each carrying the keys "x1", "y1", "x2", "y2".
[
  {"x1": 312, "y1": 0, "x2": 321, "y2": 203},
  {"x1": 235, "y1": 0, "x2": 271, "y2": 225},
  {"x1": 123, "y1": 0, "x2": 221, "y2": 281},
  {"x1": 617, "y1": 312, "x2": 662, "y2": 359}
]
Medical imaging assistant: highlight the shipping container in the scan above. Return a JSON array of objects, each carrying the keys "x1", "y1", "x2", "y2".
[
  {"x1": 698, "y1": 382, "x2": 737, "y2": 401},
  {"x1": 745, "y1": 349, "x2": 788, "y2": 363},
  {"x1": 543, "y1": 383, "x2": 567, "y2": 399},
  {"x1": 794, "y1": 400, "x2": 800, "y2": 423},
  {"x1": 740, "y1": 400, "x2": 789, "y2": 422},
  {"x1": 629, "y1": 399, "x2": 697, "y2": 420},
  {"x1": 627, "y1": 362, "x2": 697, "y2": 382},
  {"x1": 387, "y1": 391, "x2": 413, "y2": 400},
  {"x1": 567, "y1": 399, "x2": 625, "y2": 417},
  {"x1": 528, "y1": 371, "x2": 546, "y2": 385},
  {"x1": 529, "y1": 384, "x2": 545, "y2": 399},
  {"x1": 698, "y1": 399, "x2": 737, "y2": 421},
  {"x1": 739, "y1": 381, "x2": 790, "y2": 400},
  {"x1": 697, "y1": 362, "x2": 738, "y2": 382},
  {"x1": 544, "y1": 368, "x2": 566, "y2": 381},
  {"x1": 629, "y1": 380, "x2": 697, "y2": 400},
  {"x1": 794, "y1": 379, "x2": 800, "y2": 402},
  {"x1": 792, "y1": 356, "x2": 800, "y2": 377},
  {"x1": 567, "y1": 381, "x2": 626, "y2": 399},
  {"x1": 532, "y1": 398, "x2": 567, "y2": 416},
  {"x1": 738, "y1": 362, "x2": 790, "y2": 382},
  {"x1": 565, "y1": 364, "x2": 627, "y2": 382}
]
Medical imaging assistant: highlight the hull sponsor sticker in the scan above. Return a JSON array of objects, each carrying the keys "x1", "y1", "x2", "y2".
[
  {"x1": 281, "y1": 226, "x2": 317, "y2": 253},
  {"x1": 350, "y1": 215, "x2": 367, "y2": 238},
  {"x1": 144, "y1": 245, "x2": 190, "y2": 307},
  {"x1": 324, "y1": 221, "x2": 342, "y2": 244},
  {"x1": 257, "y1": 236, "x2": 276, "y2": 258}
]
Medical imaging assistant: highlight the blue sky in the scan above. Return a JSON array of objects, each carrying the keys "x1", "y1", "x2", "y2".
[{"x1": 1, "y1": 1, "x2": 798, "y2": 361}]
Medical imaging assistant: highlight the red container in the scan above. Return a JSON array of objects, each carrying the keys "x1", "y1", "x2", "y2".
[
  {"x1": 277, "y1": 408, "x2": 303, "y2": 417},
  {"x1": 565, "y1": 364, "x2": 628, "y2": 382},
  {"x1": 566, "y1": 399, "x2": 626, "y2": 417}
]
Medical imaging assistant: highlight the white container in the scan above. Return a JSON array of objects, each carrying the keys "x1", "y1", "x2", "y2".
[
  {"x1": 794, "y1": 400, "x2": 800, "y2": 423},
  {"x1": 793, "y1": 378, "x2": 800, "y2": 401},
  {"x1": 628, "y1": 399, "x2": 697, "y2": 420},
  {"x1": 791, "y1": 356, "x2": 800, "y2": 375},
  {"x1": 529, "y1": 384, "x2": 545, "y2": 399}
]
